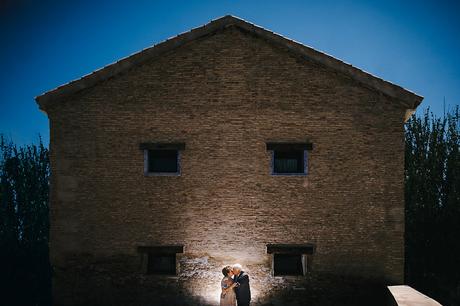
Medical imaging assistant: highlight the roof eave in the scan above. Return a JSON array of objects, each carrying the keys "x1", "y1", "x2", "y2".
[
  {"x1": 35, "y1": 15, "x2": 424, "y2": 112},
  {"x1": 34, "y1": 15, "x2": 237, "y2": 110}
]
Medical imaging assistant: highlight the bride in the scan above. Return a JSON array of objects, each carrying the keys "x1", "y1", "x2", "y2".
[{"x1": 220, "y1": 265, "x2": 239, "y2": 306}]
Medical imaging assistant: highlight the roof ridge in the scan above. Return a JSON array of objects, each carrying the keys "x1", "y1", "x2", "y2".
[
  {"x1": 227, "y1": 16, "x2": 423, "y2": 106},
  {"x1": 35, "y1": 15, "x2": 423, "y2": 111}
]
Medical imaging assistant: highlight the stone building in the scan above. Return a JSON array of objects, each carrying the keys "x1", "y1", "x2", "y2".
[{"x1": 36, "y1": 15, "x2": 423, "y2": 306}]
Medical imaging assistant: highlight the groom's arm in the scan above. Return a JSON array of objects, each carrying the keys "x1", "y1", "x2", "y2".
[{"x1": 222, "y1": 279, "x2": 238, "y2": 293}]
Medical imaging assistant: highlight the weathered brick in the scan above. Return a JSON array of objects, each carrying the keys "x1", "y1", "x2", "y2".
[{"x1": 38, "y1": 18, "x2": 421, "y2": 306}]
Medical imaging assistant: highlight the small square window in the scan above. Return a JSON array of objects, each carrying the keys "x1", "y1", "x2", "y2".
[
  {"x1": 266, "y1": 142, "x2": 311, "y2": 176},
  {"x1": 147, "y1": 149, "x2": 179, "y2": 173},
  {"x1": 138, "y1": 245, "x2": 183, "y2": 276},
  {"x1": 273, "y1": 150, "x2": 305, "y2": 174},
  {"x1": 139, "y1": 143, "x2": 184, "y2": 176},
  {"x1": 274, "y1": 254, "x2": 304, "y2": 276},
  {"x1": 147, "y1": 253, "x2": 176, "y2": 275},
  {"x1": 267, "y1": 244, "x2": 314, "y2": 277}
]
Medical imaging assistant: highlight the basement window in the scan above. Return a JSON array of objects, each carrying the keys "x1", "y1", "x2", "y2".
[
  {"x1": 138, "y1": 245, "x2": 183, "y2": 276},
  {"x1": 147, "y1": 253, "x2": 176, "y2": 275},
  {"x1": 267, "y1": 244, "x2": 315, "y2": 277},
  {"x1": 139, "y1": 143, "x2": 185, "y2": 176},
  {"x1": 274, "y1": 254, "x2": 305, "y2": 276},
  {"x1": 266, "y1": 142, "x2": 312, "y2": 175}
]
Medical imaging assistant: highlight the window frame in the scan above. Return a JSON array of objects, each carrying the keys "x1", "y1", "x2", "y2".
[
  {"x1": 272, "y1": 253, "x2": 308, "y2": 277},
  {"x1": 270, "y1": 149, "x2": 308, "y2": 176},
  {"x1": 143, "y1": 149, "x2": 181, "y2": 176},
  {"x1": 139, "y1": 142, "x2": 185, "y2": 177},
  {"x1": 137, "y1": 245, "x2": 184, "y2": 277},
  {"x1": 146, "y1": 253, "x2": 177, "y2": 275},
  {"x1": 267, "y1": 244, "x2": 315, "y2": 278},
  {"x1": 266, "y1": 142, "x2": 312, "y2": 176}
]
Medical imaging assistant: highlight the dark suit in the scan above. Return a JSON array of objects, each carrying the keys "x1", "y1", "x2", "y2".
[{"x1": 234, "y1": 271, "x2": 251, "y2": 306}]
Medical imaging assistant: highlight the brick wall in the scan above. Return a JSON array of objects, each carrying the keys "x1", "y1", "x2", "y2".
[{"x1": 45, "y1": 26, "x2": 407, "y2": 305}]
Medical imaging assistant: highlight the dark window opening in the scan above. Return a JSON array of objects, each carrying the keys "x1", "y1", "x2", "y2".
[
  {"x1": 147, "y1": 253, "x2": 176, "y2": 275},
  {"x1": 148, "y1": 149, "x2": 178, "y2": 173},
  {"x1": 138, "y1": 245, "x2": 183, "y2": 276},
  {"x1": 273, "y1": 150, "x2": 305, "y2": 174},
  {"x1": 273, "y1": 253, "x2": 304, "y2": 276}
]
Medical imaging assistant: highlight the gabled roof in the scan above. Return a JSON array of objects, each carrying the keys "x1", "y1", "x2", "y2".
[{"x1": 35, "y1": 15, "x2": 423, "y2": 113}]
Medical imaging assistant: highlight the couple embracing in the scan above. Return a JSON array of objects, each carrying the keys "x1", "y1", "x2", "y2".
[{"x1": 220, "y1": 264, "x2": 251, "y2": 306}]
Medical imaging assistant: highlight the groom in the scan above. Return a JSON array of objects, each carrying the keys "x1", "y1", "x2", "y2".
[{"x1": 232, "y1": 264, "x2": 251, "y2": 306}]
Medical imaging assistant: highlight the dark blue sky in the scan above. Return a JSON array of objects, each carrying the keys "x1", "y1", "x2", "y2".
[{"x1": 1, "y1": 0, "x2": 459, "y2": 146}]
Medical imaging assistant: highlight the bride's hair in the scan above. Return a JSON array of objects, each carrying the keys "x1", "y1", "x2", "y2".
[{"x1": 222, "y1": 265, "x2": 232, "y2": 276}]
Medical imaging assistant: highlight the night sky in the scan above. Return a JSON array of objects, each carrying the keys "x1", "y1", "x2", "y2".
[{"x1": 1, "y1": 0, "x2": 459, "y2": 146}]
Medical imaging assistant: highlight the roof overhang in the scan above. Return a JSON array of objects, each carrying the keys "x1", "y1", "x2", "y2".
[{"x1": 35, "y1": 15, "x2": 423, "y2": 117}]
